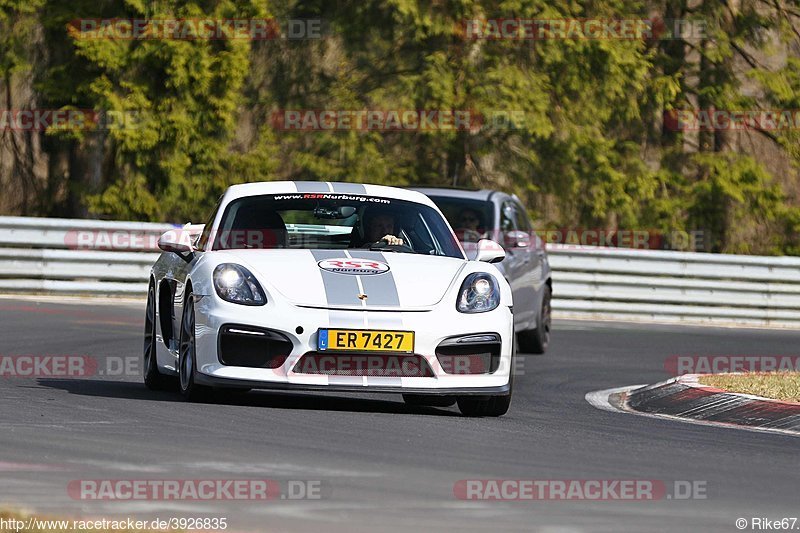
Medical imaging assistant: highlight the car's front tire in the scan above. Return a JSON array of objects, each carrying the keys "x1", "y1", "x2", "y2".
[
  {"x1": 143, "y1": 280, "x2": 174, "y2": 391},
  {"x1": 518, "y1": 284, "x2": 551, "y2": 354},
  {"x1": 456, "y1": 393, "x2": 511, "y2": 417},
  {"x1": 457, "y1": 338, "x2": 515, "y2": 417},
  {"x1": 178, "y1": 292, "x2": 212, "y2": 402}
]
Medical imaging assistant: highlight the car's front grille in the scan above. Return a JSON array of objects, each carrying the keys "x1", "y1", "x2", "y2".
[
  {"x1": 218, "y1": 325, "x2": 292, "y2": 368},
  {"x1": 292, "y1": 353, "x2": 435, "y2": 377}
]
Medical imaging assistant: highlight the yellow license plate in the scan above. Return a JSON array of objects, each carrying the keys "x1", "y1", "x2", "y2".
[{"x1": 318, "y1": 329, "x2": 415, "y2": 353}]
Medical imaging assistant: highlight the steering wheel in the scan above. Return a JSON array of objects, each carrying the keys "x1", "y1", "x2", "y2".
[{"x1": 365, "y1": 239, "x2": 414, "y2": 252}]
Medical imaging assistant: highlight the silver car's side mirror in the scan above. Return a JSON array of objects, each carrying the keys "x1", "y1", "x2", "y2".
[
  {"x1": 504, "y1": 230, "x2": 530, "y2": 249},
  {"x1": 474, "y1": 239, "x2": 505, "y2": 263}
]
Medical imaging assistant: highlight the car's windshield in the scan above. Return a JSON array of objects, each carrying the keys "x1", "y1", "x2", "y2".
[
  {"x1": 426, "y1": 196, "x2": 495, "y2": 243},
  {"x1": 213, "y1": 193, "x2": 464, "y2": 258}
]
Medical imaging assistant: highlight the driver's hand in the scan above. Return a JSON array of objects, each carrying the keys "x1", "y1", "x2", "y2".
[{"x1": 382, "y1": 234, "x2": 404, "y2": 246}]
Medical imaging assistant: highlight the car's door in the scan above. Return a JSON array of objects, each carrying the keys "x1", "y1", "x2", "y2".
[
  {"x1": 512, "y1": 199, "x2": 543, "y2": 326},
  {"x1": 512, "y1": 199, "x2": 544, "y2": 283},
  {"x1": 162, "y1": 205, "x2": 217, "y2": 355},
  {"x1": 499, "y1": 200, "x2": 529, "y2": 330}
]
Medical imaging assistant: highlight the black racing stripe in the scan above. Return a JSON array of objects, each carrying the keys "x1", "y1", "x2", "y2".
[
  {"x1": 311, "y1": 250, "x2": 362, "y2": 307},
  {"x1": 331, "y1": 182, "x2": 367, "y2": 194},
  {"x1": 347, "y1": 251, "x2": 401, "y2": 307},
  {"x1": 295, "y1": 181, "x2": 331, "y2": 193}
]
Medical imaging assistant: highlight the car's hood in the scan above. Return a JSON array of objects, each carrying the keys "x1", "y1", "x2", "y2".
[{"x1": 216, "y1": 249, "x2": 468, "y2": 310}]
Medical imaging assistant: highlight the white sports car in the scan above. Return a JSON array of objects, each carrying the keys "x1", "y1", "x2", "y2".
[{"x1": 144, "y1": 181, "x2": 515, "y2": 416}]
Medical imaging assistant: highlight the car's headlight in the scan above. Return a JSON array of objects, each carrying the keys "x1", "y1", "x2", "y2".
[
  {"x1": 457, "y1": 273, "x2": 500, "y2": 313},
  {"x1": 213, "y1": 264, "x2": 266, "y2": 306}
]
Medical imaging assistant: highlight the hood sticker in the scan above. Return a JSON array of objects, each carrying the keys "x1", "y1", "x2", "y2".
[{"x1": 318, "y1": 258, "x2": 390, "y2": 276}]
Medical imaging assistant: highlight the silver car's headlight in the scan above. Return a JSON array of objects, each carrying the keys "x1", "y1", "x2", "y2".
[
  {"x1": 457, "y1": 273, "x2": 500, "y2": 313},
  {"x1": 213, "y1": 264, "x2": 266, "y2": 306}
]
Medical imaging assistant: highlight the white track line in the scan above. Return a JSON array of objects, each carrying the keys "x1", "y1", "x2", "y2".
[
  {"x1": 584, "y1": 386, "x2": 643, "y2": 413},
  {"x1": 585, "y1": 384, "x2": 800, "y2": 438}
]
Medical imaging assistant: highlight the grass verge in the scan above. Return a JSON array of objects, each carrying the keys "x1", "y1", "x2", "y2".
[{"x1": 698, "y1": 372, "x2": 800, "y2": 403}]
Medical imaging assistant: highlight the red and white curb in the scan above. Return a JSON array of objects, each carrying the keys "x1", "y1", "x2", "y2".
[{"x1": 585, "y1": 374, "x2": 800, "y2": 437}]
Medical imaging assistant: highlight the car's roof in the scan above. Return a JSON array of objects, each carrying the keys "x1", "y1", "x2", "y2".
[
  {"x1": 410, "y1": 187, "x2": 511, "y2": 203},
  {"x1": 223, "y1": 181, "x2": 436, "y2": 208}
]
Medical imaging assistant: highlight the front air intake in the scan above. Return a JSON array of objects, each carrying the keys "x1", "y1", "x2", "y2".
[
  {"x1": 435, "y1": 333, "x2": 501, "y2": 374},
  {"x1": 218, "y1": 325, "x2": 292, "y2": 368}
]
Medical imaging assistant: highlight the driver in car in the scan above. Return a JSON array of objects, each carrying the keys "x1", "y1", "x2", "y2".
[
  {"x1": 454, "y1": 208, "x2": 485, "y2": 243},
  {"x1": 361, "y1": 212, "x2": 404, "y2": 246}
]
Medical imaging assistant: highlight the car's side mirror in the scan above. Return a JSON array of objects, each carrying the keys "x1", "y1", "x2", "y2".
[
  {"x1": 157, "y1": 224, "x2": 202, "y2": 255},
  {"x1": 183, "y1": 223, "x2": 205, "y2": 248},
  {"x1": 158, "y1": 231, "x2": 192, "y2": 254},
  {"x1": 474, "y1": 239, "x2": 505, "y2": 263},
  {"x1": 503, "y1": 230, "x2": 530, "y2": 249}
]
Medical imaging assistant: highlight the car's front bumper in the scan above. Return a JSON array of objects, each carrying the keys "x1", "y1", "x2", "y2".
[
  {"x1": 190, "y1": 294, "x2": 514, "y2": 392},
  {"x1": 192, "y1": 374, "x2": 511, "y2": 396}
]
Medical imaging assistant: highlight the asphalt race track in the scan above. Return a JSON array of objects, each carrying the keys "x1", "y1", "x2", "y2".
[{"x1": 0, "y1": 298, "x2": 798, "y2": 532}]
